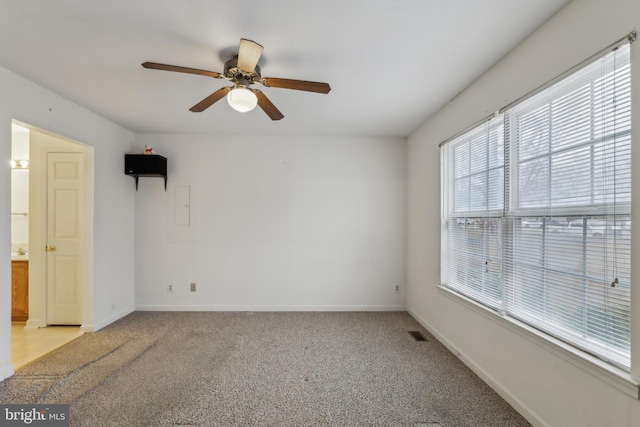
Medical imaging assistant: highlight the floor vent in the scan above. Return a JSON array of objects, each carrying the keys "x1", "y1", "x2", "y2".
[{"x1": 408, "y1": 331, "x2": 427, "y2": 341}]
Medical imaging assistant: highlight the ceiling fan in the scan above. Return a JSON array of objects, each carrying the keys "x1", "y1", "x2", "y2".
[{"x1": 142, "y1": 38, "x2": 331, "y2": 120}]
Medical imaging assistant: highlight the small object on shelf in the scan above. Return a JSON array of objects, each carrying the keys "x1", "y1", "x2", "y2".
[
  {"x1": 124, "y1": 154, "x2": 167, "y2": 191},
  {"x1": 144, "y1": 145, "x2": 155, "y2": 154}
]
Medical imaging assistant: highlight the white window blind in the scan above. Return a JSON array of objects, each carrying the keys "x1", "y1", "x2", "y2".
[
  {"x1": 441, "y1": 39, "x2": 632, "y2": 369},
  {"x1": 504, "y1": 43, "x2": 631, "y2": 368},
  {"x1": 442, "y1": 117, "x2": 504, "y2": 309}
]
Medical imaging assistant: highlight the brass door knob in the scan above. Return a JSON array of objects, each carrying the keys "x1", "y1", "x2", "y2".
[{"x1": 45, "y1": 245, "x2": 56, "y2": 252}]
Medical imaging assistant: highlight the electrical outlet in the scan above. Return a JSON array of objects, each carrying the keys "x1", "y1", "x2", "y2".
[
  {"x1": 168, "y1": 284, "x2": 173, "y2": 293},
  {"x1": 190, "y1": 282, "x2": 197, "y2": 292},
  {"x1": 395, "y1": 284, "x2": 400, "y2": 293}
]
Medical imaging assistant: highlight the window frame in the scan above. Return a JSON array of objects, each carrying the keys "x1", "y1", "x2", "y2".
[{"x1": 440, "y1": 33, "x2": 635, "y2": 375}]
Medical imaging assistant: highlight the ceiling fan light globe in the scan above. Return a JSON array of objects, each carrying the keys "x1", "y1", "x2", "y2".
[{"x1": 226, "y1": 87, "x2": 258, "y2": 113}]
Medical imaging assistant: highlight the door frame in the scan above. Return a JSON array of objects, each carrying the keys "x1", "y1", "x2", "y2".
[{"x1": 18, "y1": 123, "x2": 95, "y2": 332}]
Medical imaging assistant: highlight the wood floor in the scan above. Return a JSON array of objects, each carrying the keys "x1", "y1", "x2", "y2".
[{"x1": 11, "y1": 322, "x2": 83, "y2": 369}]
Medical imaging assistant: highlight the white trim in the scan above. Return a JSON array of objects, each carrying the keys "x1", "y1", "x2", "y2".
[
  {"x1": 437, "y1": 285, "x2": 640, "y2": 399},
  {"x1": 407, "y1": 306, "x2": 550, "y2": 427},
  {"x1": 135, "y1": 304, "x2": 406, "y2": 312},
  {"x1": 628, "y1": 27, "x2": 640, "y2": 383},
  {"x1": 24, "y1": 319, "x2": 40, "y2": 329},
  {"x1": 85, "y1": 306, "x2": 135, "y2": 332}
]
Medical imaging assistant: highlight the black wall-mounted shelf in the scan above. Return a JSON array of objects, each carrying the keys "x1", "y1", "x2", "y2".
[{"x1": 124, "y1": 154, "x2": 167, "y2": 191}]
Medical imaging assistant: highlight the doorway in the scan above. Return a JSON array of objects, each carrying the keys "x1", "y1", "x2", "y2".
[{"x1": 10, "y1": 121, "x2": 94, "y2": 367}]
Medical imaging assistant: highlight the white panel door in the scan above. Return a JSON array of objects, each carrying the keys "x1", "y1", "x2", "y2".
[{"x1": 46, "y1": 153, "x2": 83, "y2": 325}]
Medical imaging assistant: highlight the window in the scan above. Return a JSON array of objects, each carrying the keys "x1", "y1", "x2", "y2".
[
  {"x1": 442, "y1": 118, "x2": 504, "y2": 309},
  {"x1": 441, "y1": 40, "x2": 632, "y2": 369}
]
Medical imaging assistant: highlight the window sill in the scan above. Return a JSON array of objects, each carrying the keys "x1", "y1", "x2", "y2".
[{"x1": 438, "y1": 285, "x2": 640, "y2": 400}]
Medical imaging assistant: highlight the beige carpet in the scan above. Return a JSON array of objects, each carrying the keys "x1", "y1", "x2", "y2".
[{"x1": 0, "y1": 311, "x2": 531, "y2": 426}]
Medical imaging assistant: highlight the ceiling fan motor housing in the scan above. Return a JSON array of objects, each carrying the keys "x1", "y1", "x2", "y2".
[{"x1": 224, "y1": 57, "x2": 261, "y2": 85}]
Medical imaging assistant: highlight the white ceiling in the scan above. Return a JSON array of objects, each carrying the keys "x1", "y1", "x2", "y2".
[{"x1": 0, "y1": 0, "x2": 569, "y2": 137}]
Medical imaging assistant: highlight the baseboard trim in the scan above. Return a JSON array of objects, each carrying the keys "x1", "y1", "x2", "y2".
[
  {"x1": 135, "y1": 304, "x2": 406, "y2": 312},
  {"x1": 25, "y1": 318, "x2": 44, "y2": 329},
  {"x1": 406, "y1": 308, "x2": 549, "y2": 427},
  {"x1": 0, "y1": 363, "x2": 15, "y2": 382},
  {"x1": 87, "y1": 306, "x2": 135, "y2": 332}
]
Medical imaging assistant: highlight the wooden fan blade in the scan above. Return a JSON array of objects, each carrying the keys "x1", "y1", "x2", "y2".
[
  {"x1": 142, "y1": 62, "x2": 221, "y2": 78},
  {"x1": 189, "y1": 87, "x2": 232, "y2": 112},
  {"x1": 254, "y1": 90, "x2": 284, "y2": 120},
  {"x1": 261, "y1": 77, "x2": 331, "y2": 94},
  {"x1": 237, "y1": 38, "x2": 263, "y2": 73}
]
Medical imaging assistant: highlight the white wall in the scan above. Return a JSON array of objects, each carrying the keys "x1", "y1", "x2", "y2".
[
  {"x1": 10, "y1": 171, "x2": 28, "y2": 249},
  {"x1": 11, "y1": 129, "x2": 29, "y2": 250},
  {"x1": 134, "y1": 133, "x2": 406, "y2": 311},
  {"x1": 0, "y1": 66, "x2": 136, "y2": 381},
  {"x1": 407, "y1": 0, "x2": 640, "y2": 426}
]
